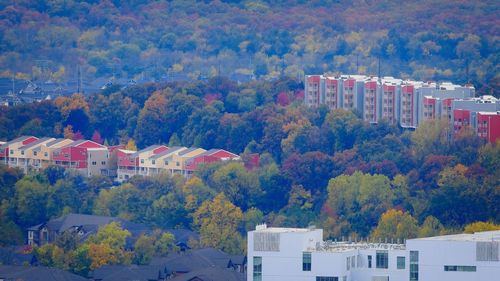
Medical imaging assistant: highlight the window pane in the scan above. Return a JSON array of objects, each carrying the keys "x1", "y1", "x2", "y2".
[
  {"x1": 253, "y1": 256, "x2": 262, "y2": 281},
  {"x1": 397, "y1": 256, "x2": 405, "y2": 269},
  {"x1": 376, "y1": 251, "x2": 388, "y2": 269},
  {"x1": 303, "y1": 252, "x2": 312, "y2": 271}
]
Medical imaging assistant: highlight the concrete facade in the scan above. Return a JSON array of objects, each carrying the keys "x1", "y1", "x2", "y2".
[{"x1": 248, "y1": 226, "x2": 500, "y2": 281}]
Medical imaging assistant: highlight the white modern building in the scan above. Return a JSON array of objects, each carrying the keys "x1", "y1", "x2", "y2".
[{"x1": 247, "y1": 225, "x2": 500, "y2": 281}]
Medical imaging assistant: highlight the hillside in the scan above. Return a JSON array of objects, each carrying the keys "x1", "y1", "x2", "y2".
[{"x1": 0, "y1": 0, "x2": 498, "y2": 95}]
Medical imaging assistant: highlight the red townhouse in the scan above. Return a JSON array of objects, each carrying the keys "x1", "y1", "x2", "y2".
[
  {"x1": 52, "y1": 139, "x2": 108, "y2": 177},
  {"x1": 116, "y1": 145, "x2": 169, "y2": 181},
  {"x1": 184, "y1": 149, "x2": 240, "y2": 177},
  {"x1": 0, "y1": 136, "x2": 39, "y2": 165}
]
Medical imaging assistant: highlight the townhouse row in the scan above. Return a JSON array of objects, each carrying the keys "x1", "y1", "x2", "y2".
[
  {"x1": 248, "y1": 225, "x2": 500, "y2": 281},
  {"x1": 0, "y1": 136, "x2": 240, "y2": 181},
  {"x1": 305, "y1": 75, "x2": 500, "y2": 143},
  {"x1": 116, "y1": 145, "x2": 240, "y2": 182}
]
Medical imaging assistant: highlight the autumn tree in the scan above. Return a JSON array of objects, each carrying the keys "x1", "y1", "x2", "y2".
[
  {"x1": 323, "y1": 172, "x2": 395, "y2": 236},
  {"x1": 464, "y1": 221, "x2": 500, "y2": 234},
  {"x1": 134, "y1": 91, "x2": 169, "y2": 147},
  {"x1": 372, "y1": 209, "x2": 419, "y2": 242},
  {"x1": 193, "y1": 193, "x2": 243, "y2": 254}
]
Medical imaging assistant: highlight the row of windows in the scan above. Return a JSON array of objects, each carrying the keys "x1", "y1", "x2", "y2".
[
  {"x1": 316, "y1": 277, "x2": 346, "y2": 281},
  {"x1": 444, "y1": 265, "x2": 476, "y2": 272}
]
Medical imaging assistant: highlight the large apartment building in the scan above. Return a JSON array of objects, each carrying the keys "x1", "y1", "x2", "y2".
[
  {"x1": 304, "y1": 74, "x2": 500, "y2": 143},
  {"x1": 247, "y1": 225, "x2": 500, "y2": 281}
]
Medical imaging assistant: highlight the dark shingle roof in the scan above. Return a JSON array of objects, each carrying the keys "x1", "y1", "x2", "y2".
[
  {"x1": 44, "y1": 214, "x2": 118, "y2": 234},
  {"x1": 150, "y1": 248, "x2": 232, "y2": 273},
  {"x1": 91, "y1": 264, "x2": 165, "y2": 281},
  {"x1": 169, "y1": 267, "x2": 245, "y2": 281},
  {"x1": 164, "y1": 229, "x2": 199, "y2": 245},
  {"x1": 0, "y1": 265, "x2": 89, "y2": 281},
  {"x1": 0, "y1": 247, "x2": 34, "y2": 266}
]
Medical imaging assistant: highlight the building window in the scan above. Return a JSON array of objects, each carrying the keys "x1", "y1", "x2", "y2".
[
  {"x1": 376, "y1": 250, "x2": 388, "y2": 269},
  {"x1": 444, "y1": 265, "x2": 476, "y2": 272},
  {"x1": 316, "y1": 277, "x2": 337, "y2": 281},
  {"x1": 368, "y1": 255, "x2": 372, "y2": 268},
  {"x1": 152, "y1": 160, "x2": 155, "y2": 165},
  {"x1": 397, "y1": 256, "x2": 405, "y2": 269},
  {"x1": 141, "y1": 159, "x2": 144, "y2": 164},
  {"x1": 347, "y1": 257, "x2": 350, "y2": 270},
  {"x1": 164, "y1": 160, "x2": 169, "y2": 165},
  {"x1": 92, "y1": 161, "x2": 97, "y2": 165},
  {"x1": 303, "y1": 252, "x2": 312, "y2": 271},
  {"x1": 253, "y1": 256, "x2": 262, "y2": 281},
  {"x1": 176, "y1": 161, "x2": 180, "y2": 167},
  {"x1": 410, "y1": 251, "x2": 419, "y2": 281},
  {"x1": 44, "y1": 152, "x2": 48, "y2": 157},
  {"x1": 34, "y1": 151, "x2": 37, "y2": 156},
  {"x1": 351, "y1": 256, "x2": 355, "y2": 268},
  {"x1": 10, "y1": 150, "x2": 13, "y2": 154},
  {"x1": 21, "y1": 151, "x2": 24, "y2": 155},
  {"x1": 101, "y1": 161, "x2": 106, "y2": 165}
]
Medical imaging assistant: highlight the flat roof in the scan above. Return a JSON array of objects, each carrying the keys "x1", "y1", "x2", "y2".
[
  {"x1": 409, "y1": 230, "x2": 500, "y2": 242},
  {"x1": 253, "y1": 227, "x2": 317, "y2": 233}
]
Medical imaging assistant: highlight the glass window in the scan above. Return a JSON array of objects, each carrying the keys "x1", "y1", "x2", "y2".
[
  {"x1": 316, "y1": 277, "x2": 337, "y2": 281},
  {"x1": 141, "y1": 159, "x2": 144, "y2": 164},
  {"x1": 376, "y1": 251, "x2": 388, "y2": 269},
  {"x1": 346, "y1": 257, "x2": 350, "y2": 270},
  {"x1": 152, "y1": 160, "x2": 155, "y2": 165},
  {"x1": 253, "y1": 256, "x2": 262, "y2": 281},
  {"x1": 444, "y1": 265, "x2": 476, "y2": 272},
  {"x1": 351, "y1": 256, "x2": 355, "y2": 268},
  {"x1": 21, "y1": 151, "x2": 24, "y2": 155},
  {"x1": 397, "y1": 256, "x2": 405, "y2": 269},
  {"x1": 44, "y1": 152, "x2": 48, "y2": 157},
  {"x1": 368, "y1": 255, "x2": 372, "y2": 268},
  {"x1": 410, "y1": 251, "x2": 419, "y2": 281},
  {"x1": 303, "y1": 252, "x2": 312, "y2": 271}
]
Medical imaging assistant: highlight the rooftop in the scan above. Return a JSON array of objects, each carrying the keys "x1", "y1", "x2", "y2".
[
  {"x1": 311, "y1": 241, "x2": 406, "y2": 253},
  {"x1": 409, "y1": 230, "x2": 500, "y2": 242},
  {"x1": 252, "y1": 224, "x2": 317, "y2": 233}
]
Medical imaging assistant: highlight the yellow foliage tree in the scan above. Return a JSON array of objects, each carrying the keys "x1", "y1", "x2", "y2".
[
  {"x1": 193, "y1": 193, "x2": 243, "y2": 254},
  {"x1": 464, "y1": 222, "x2": 500, "y2": 234},
  {"x1": 125, "y1": 139, "x2": 138, "y2": 151},
  {"x1": 372, "y1": 209, "x2": 418, "y2": 242}
]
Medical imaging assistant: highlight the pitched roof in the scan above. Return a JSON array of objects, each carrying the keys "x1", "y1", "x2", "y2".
[
  {"x1": 19, "y1": 137, "x2": 54, "y2": 151},
  {"x1": 0, "y1": 136, "x2": 35, "y2": 149},
  {"x1": 149, "y1": 147, "x2": 186, "y2": 160},
  {"x1": 0, "y1": 265, "x2": 89, "y2": 281},
  {"x1": 164, "y1": 229, "x2": 199, "y2": 245},
  {"x1": 130, "y1": 145, "x2": 164, "y2": 159},
  {"x1": 0, "y1": 247, "x2": 34, "y2": 266},
  {"x1": 169, "y1": 267, "x2": 245, "y2": 281},
  {"x1": 32, "y1": 138, "x2": 72, "y2": 152},
  {"x1": 44, "y1": 213, "x2": 118, "y2": 233},
  {"x1": 91, "y1": 264, "x2": 165, "y2": 281},
  {"x1": 150, "y1": 248, "x2": 232, "y2": 273},
  {"x1": 178, "y1": 147, "x2": 201, "y2": 156}
]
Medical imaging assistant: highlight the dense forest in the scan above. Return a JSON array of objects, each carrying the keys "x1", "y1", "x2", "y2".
[
  {"x1": 0, "y1": 0, "x2": 499, "y2": 96},
  {"x1": 1, "y1": 77, "x2": 499, "y2": 265}
]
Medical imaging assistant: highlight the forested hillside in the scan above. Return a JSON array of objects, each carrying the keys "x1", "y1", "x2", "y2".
[
  {"x1": 0, "y1": 0, "x2": 498, "y2": 95},
  {"x1": 1, "y1": 78, "x2": 499, "y2": 259}
]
